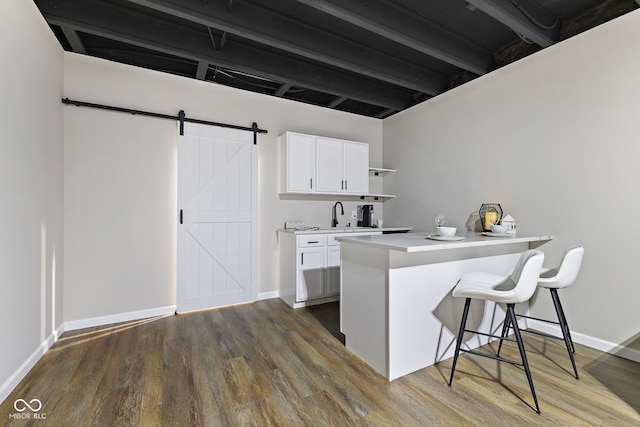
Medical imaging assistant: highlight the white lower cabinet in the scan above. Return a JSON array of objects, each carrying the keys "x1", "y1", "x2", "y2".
[
  {"x1": 298, "y1": 246, "x2": 325, "y2": 300},
  {"x1": 279, "y1": 230, "x2": 381, "y2": 308}
]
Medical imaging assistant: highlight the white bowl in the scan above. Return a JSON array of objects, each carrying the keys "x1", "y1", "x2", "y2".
[
  {"x1": 437, "y1": 226, "x2": 457, "y2": 237},
  {"x1": 491, "y1": 224, "x2": 509, "y2": 234}
]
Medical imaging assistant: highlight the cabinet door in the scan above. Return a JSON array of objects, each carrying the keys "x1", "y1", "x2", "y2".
[
  {"x1": 297, "y1": 247, "x2": 325, "y2": 301},
  {"x1": 315, "y1": 137, "x2": 344, "y2": 193},
  {"x1": 343, "y1": 141, "x2": 369, "y2": 194},
  {"x1": 325, "y1": 246, "x2": 341, "y2": 296},
  {"x1": 326, "y1": 245, "x2": 341, "y2": 267},
  {"x1": 287, "y1": 133, "x2": 316, "y2": 192}
]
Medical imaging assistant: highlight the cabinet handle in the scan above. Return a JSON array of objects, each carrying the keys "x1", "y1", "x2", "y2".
[
  {"x1": 345, "y1": 180, "x2": 348, "y2": 190},
  {"x1": 341, "y1": 180, "x2": 344, "y2": 190},
  {"x1": 308, "y1": 241, "x2": 319, "y2": 244},
  {"x1": 310, "y1": 178, "x2": 313, "y2": 189},
  {"x1": 301, "y1": 253, "x2": 304, "y2": 265}
]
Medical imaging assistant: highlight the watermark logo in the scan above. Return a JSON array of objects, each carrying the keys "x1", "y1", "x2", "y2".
[
  {"x1": 14, "y1": 399, "x2": 42, "y2": 412},
  {"x1": 9, "y1": 398, "x2": 46, "y2": 420}
]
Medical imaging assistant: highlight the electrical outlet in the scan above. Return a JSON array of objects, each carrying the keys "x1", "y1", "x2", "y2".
[{"x1": 351, "y1": 210, "x2": 357, "y2": 219}]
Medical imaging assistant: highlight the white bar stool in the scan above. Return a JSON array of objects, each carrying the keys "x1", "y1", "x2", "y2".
[
  {"x1": 499, "y1": 245, "x2": 584, "y2": 379},
  {"x1": 448, "y1": 249, "x2": 545, "y2": 414}
]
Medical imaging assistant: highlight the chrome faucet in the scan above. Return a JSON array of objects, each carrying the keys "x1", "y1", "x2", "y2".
[{"x1": 332, "y1": 201, "x2": 344, "y2": 227}]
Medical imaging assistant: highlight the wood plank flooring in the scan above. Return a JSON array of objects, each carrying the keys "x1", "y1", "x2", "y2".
[{"x1": 1, "y1": 298, "x2": 638, "y2": 426}]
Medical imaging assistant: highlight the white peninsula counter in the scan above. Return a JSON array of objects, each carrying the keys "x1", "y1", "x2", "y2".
[{"x1": 335, "y1": 232, "x2": 553, "y2": 380}]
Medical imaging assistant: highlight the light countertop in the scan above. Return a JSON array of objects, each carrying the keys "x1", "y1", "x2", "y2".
[
  {"x1": 278, "y1": 227, "x2": 412, "y2": 235},
  {"x1": 335, "y1": 232, "x2": 554, "y2": 252}
]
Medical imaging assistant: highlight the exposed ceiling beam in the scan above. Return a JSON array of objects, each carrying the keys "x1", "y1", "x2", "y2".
[
  {"x1": 467, "y1": 0, "x2": 560, "y2": 47},
  {"x1": 296, "y1": 0, "x2": 494, "y2": 75},
  {"x1": 124, "y1": 0, "x2": 448, "y2": 95},
  {"x1": 195, "y1": 61, "x2": 208, "y2": 80},
  {"x1": 374, "y1": 108, "x2": 396, "y2": 119},
  {"x1": 61, "y1": 25, "x2": 86, "y2": 54},
  {"x1": 37, "y1": 0, "x2": 414, "y2": 111},
  {"x1": 274, "y1": 83, "x2": 292, "y2": 98},
  {"x1": 327, "y1": 96, "x2": 347, "y2": 109}
]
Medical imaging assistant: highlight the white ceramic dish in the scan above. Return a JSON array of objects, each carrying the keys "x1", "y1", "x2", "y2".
[
  {"x1": 482, "y1": 232, "x2": 513, "y2": 237},
  {"x1": 490, "y1": 224, "x2": 509, "y2": 234},
  {"x1": 428, "y1": 235, "x2": 465, "y2": 241},
  {"x1": 436, "y1": 226, "x2": 457, "y2": 237}
]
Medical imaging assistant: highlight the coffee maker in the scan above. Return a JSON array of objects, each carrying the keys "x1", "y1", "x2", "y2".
[{"x1": 357, "y1": 204, "x2": 374, "y2": 227}]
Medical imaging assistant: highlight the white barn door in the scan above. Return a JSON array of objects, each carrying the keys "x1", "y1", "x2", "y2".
[{"x1": 177, "y1": 122, "x2": 257, "y2": 313}]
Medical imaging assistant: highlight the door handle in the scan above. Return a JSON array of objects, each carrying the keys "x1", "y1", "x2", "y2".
[{"x1": 180, "y1": 209, "x2": 183, "y2": 224}]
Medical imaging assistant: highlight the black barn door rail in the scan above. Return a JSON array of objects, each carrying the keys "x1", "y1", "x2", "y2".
[{"x1": 61, "y1": 98, "x2": 267, "y2": 143}]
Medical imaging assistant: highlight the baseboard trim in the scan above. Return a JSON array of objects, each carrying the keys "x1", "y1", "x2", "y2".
[
  {"x1": 63, "y1": 305, "x2": 177, "y2": 332},
  {"x1": 0, "y1": 323, "x2": 65, "y2": 405},
  {"x1": 257, "y1": 290, "x2": 280, "y2": 300},
  {"x1": 528, "y1": 319, "x2": 640, "y2": 364}
]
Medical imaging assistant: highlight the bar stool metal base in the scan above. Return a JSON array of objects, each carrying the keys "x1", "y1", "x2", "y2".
[
  {"x1": 498, "y1": 288, "x2": 579, "y2": 379},
  {"x1": 449, "y1": 298, "x2": 541, "y2": 414}
]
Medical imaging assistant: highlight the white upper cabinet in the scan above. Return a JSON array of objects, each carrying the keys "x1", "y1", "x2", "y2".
[
  {"x1": 280, "y1": 131, "x2": 369, "y2": 195},
  {"x1": 343, "y1": 141, "x2": 369, "y2": 194},
  {"x1": 315, "y1": 137, "x2": 344, "y2": 193},
  {"x1": 282, "y1": 132, "x2": 316, "y2": 193}
]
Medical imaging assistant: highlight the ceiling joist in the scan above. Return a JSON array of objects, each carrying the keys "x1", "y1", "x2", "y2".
[
  {"x1": 195, "y1": 61, "x2": 208, "y2": 80},
  {"x1": 61, "y1": 25, "x2": 86, "y2": 54},
  {"x1": 274, "y1": 83, "x2": 292, "y2": 98},
  {"x1": 296, "y1": 0, "x2": 494, "y2": 75},
  {"x1": 327, "y1": 96, "x2": 347, "y2": 109},
  {"x1": 124, "y1": 0, "x2": 448, "y2": 95},
  {"x1": 466, "y1": 0, "x2": 560, "y2": 47},
  {"x1": 38, "y1": 0, "x2": 414, "y2": 111}
]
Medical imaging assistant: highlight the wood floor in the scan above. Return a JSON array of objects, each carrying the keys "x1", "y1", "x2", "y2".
[{"x1": 2, "y1": 298, "x2": 638, "y2": 426}]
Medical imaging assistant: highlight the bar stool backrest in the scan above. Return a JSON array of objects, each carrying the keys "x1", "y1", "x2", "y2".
[
  {"x1": 508, "y1": 250, "x2": 545, "y2": 303},
  {"x1": 542, "y1": 245, "x2": 584, "y2": 289}
]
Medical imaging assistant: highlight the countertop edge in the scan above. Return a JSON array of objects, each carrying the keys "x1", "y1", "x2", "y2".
[
  {"x1": 277, "y1": 227, "x2": 412, "y2": 235},
  {"x1": 335, "y1": 232, "x2": 554, "y2": 252}
]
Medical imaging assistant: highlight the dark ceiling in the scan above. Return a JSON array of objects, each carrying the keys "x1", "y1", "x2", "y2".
[{"x1": 35, "y1": 0, "x2": 638, "y2": 118}]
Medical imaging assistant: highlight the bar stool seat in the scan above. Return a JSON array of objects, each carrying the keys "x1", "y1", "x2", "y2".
[
  {"x1": 500, "y1": 245, "x2": 584, "y2": 379},
  {"x1": 448, "y1": 249, "x2": 545, "y2": 414}
]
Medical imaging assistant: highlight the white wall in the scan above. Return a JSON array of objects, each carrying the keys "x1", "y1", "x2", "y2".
[
  {"x1": 63, "y1": 108, "x2": 178, "y2": 321},
  {"x1": 0, "y1": 0, "x2": 64, "y2": 401},
  {"x1": 383, "y1": 10, "x2": 640, "y2": 355},
  {"x1": 63, "y1": 54, "x2": 382, "y2": 322}
]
